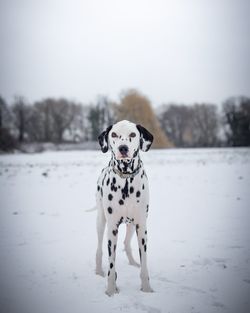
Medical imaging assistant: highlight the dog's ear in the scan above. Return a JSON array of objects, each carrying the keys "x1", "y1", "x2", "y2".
[
  {"x1": 136, "y1": 124, "x2": 154, "y2": 152},
  {"x1": 98, "y1": 125, "x2": 113, "y2": 153}
]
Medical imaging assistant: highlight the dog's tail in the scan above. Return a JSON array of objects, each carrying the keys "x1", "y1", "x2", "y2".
[{"x1": 85, "y1": 206, "x2": 97, "y2": 213}]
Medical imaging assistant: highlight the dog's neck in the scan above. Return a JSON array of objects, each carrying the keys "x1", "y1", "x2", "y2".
[{"x1": 109, "y1": 153, "x2": 142, "y2": 177}]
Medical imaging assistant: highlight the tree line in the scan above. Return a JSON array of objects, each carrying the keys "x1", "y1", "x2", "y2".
[
  {"x1": 0, "y1": 90, "x2": 250, "y2": 151},
  {"x1": 158, "y1": 96, "x2": 250, "y2": 148}
]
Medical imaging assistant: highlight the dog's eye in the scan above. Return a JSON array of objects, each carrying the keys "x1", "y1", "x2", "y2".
[
  {"x1": 129, "y1": 132, "x2": 136, "y2": 138},
  {"x1": 111, "y1": 132, "x2": 118, "y2": 138}
]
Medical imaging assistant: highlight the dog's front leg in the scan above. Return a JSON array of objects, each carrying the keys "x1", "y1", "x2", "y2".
[
  {"x1": 136, "y1": 223, "x2": 153, "y2": 292},
  {"x1": 96, "y1": 205, "x2": 106, "y2": 276},
  {"x1": 105, "y1": 223, "x2": 119, "y2": 296}
]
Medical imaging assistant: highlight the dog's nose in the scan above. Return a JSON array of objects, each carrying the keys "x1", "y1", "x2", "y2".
[{"x1": 119, "y1": 145, "x2": 128, "y2": 156}]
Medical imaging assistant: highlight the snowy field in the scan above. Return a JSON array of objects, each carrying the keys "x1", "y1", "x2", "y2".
[{"x1": 0, "y1": 148, "x2": 250, "y2": 313}]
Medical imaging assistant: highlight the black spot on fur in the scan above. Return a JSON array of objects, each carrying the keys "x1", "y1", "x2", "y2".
[
  {"x1": 115, "y1": 272, "x2": 117, "y2": 281},
  {"x1": 146, "y1": 204, "x2": 149, "y2": 212},
  {"x1": 136, "y1": 224, "x2": 139, "y2": 235},
  {"x1": 108, "y1": 240, "x2": 112, "y2": 257},
  {"x1": 112, "y1": 229, "x2": 118, "y2": 236},
  {"x1": 137, "y1": 200, "x2": 139, "y2": 203},
  {"x1": 130, "y1": 177, "x2": 134, "y2": 183},
  {"x1": 142, "y1": 184, "x2": 145, "y2": 190},
  {"x1": 145, "y1": 230, "x2": 147, "y2": 235},
  {"x1": 121, "y1": 179, "x2": 129, "y2": 200},
  {"x1": 112, "y1": 177, "x2": 116, "y2": 184},
  {"x1": 111, "y1": 183, "x2": 117, "y2": 192},
  {"x1": 142, "y1": 238, "x2": 145, "y2": 245},
  {"x1": 107, "y1": 207, "x2": 112, "y2": 214},
  {"x1": 114, "y1": 244, "x2": 116, "y2": 252},
  {"x1": 117, "y1": 217, "x2": 123, "y2": 228},
  {"x1": 106, "y1": 178, "x2": 110, "y2": 186},
  {"x1": 110, "y1": 262, "x2": 113, "y2": 269},
  {"x1": 126, "y1": 216, "x2": 134, "y2": 224},
  {"x1": 144, "y1": 244, "x2": 147, "y2": 252},
  {"x1": 97, "y1": 185, "x2": 100, "y2": 191},
  {"x1": 136, "y1": 191, "x2": 141, "y2": 198},
  {"x1": 139, "y1": 248, "x2": 141, "y2": 260},
  {"x1": 133, "y1": 149, "x2": 139, "y2": 158},
  {"x1": 108, "y1": 194, "x2": 113, "y2": 201},
  {"x1": 108, "y1": 270, "x2": 110, "y2": 276},
  {"x1": 119, "y1": 199, "x2": 124, "y2": 205},
  {"x1": 131, "y1": 159, "x2": 135, "y2": 172},
  {"x1": 101, "y1": 188, "x2": 103, "y2": 197},
  {"x1": 102, "y1": 173, "x2": 106, "y2": 186},
  {"x1": 130, "y1": 186, "x2": 134, "y2": 194}
]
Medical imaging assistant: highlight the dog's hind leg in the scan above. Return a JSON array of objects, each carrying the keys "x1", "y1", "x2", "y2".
[
  {"x1": 95, "y1": 203, "x2": 106, "y2": 276},
  {"x1": 124, "y1": 224, "x2": 140, "y2": 267}
]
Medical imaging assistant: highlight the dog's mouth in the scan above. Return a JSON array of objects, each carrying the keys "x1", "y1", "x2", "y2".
[
  {"x1": 116, "y1": 154, "x2": 132, "y2": 162},
  {"x1": 119, "y1": 155, "x2": 129, "y2": 159}
]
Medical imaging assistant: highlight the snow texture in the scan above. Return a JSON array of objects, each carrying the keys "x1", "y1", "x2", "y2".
[{"x1": 0, "y1": 148, "x2": 250, "y2": 313}]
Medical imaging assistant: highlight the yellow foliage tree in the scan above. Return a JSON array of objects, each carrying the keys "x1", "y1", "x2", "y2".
[{"x1": 117, "y1": 90, "x2": 173, "y2": 148}]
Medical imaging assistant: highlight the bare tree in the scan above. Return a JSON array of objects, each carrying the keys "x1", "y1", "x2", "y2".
[
  {"x1": 64, "y1": 103, "x2": 86, "y2": 142},
  {"x1": 24, "y1": 104, "x2": 44, "y2": 142},
  {"x1": 190, "y1": 104, "x2": 219, "y2": 147},
  {"x1": 0, "y1": 96, "x2": 4, "y2": 129},
  {"x1": 222, "y1": 96, "x2": 250, "y2": 146},
  {"x1": 158, "y1": 103, "x2": 219, "y2": 147},
  {"x1": 29, "y1": 99, "x2": 55, "y2": 142},
  {"x1": 0, "y1": 95, "x2": 10, "y2": 129},
  {"x1": 158, "y1": 104, "x2": 192, "y2": 147},
  {"x1": 12, "y1": 96, "x2": 31, "y2": 142},
  {"x1": 88, "y1": 96, "x2": 117, "y2": 140},
  {"x1": 48, "y1": 99, "x2": 79, "y2": 142},
  {"x1": 28, "y1": 98, "x2": 82, "y2": 142},
  {"x1": 0, "y1": 95, "x2": 18, "y2": 151}
]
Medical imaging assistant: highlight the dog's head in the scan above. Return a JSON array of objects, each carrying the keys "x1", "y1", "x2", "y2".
[{"x1": 98, "y1": 120, "x2": 154, "y2": 160}]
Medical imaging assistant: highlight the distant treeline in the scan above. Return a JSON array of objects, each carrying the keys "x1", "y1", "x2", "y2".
[{"x1": 0, "y1": 89, "x2": 250, "y2": 151}]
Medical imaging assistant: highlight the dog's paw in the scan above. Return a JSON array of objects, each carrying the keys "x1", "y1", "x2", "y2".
[
  {"x1": 95, "y1": 269, "x2": 105, "y2": 277},
  {"x1": 105, "y1": 286, "x2": 119, "y2": 296},
  {"x1": 141, "y1": 285, "x2": 154, "y2": 293}
]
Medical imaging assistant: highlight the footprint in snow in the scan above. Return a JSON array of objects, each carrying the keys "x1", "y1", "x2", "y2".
[
  {"x1": 134, "y1": 303, "x2": 161, "y2": 313},
  {"x1": 180, "y1": 285, "x2": 206, "y2": 294},
  {"x1": 212, "y1": 301, "x2": 226, "y2": 309}
]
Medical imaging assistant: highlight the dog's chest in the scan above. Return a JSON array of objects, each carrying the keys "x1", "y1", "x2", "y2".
[{"x1": 98, "y1": 166, "x2": 149, "y2": 218}]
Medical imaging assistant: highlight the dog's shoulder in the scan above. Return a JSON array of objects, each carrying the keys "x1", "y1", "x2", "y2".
[{"x1": 97, "y1": 165, "x2": 110, "y2": 185}]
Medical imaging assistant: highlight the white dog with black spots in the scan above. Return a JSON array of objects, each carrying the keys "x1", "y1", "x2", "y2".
[{"x1": 95, "y1": 120, "x2": 154, "y2": 296}]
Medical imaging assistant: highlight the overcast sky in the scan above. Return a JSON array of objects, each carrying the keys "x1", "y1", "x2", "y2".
[{"x1": 0, "y1": 0, "x2": 249, "y2": 106}]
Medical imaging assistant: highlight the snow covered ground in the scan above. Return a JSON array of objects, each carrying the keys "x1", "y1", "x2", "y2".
[{"x1": 0, "y1": 148, "x2": 249, "y2": 313}]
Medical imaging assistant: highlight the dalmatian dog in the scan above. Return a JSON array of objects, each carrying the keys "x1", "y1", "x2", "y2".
[{"x1": 95, "y1": 119, "x2": 154, "y2": 296}]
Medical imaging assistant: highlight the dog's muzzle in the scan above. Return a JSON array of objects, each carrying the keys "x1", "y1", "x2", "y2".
[{"x1": 118, "y1": 145, "x2": 129, "y2": 158}]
